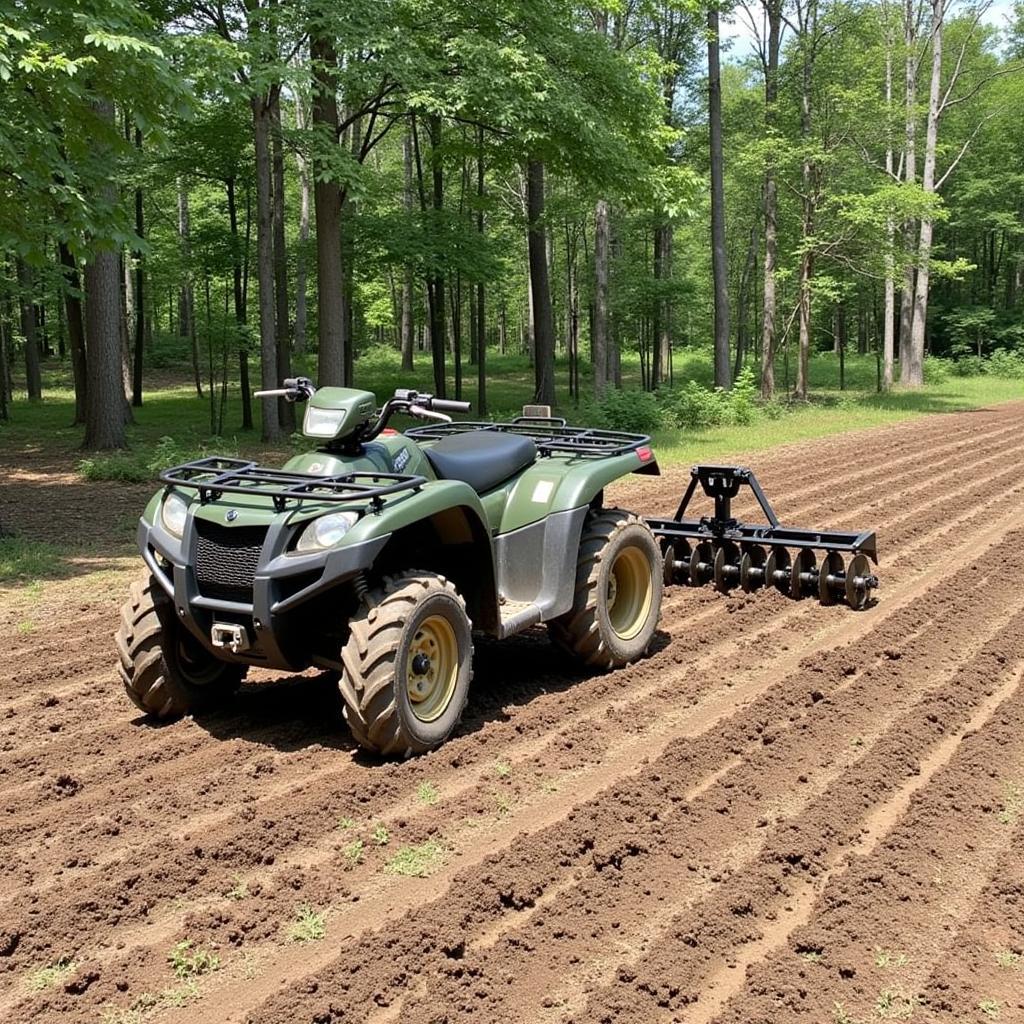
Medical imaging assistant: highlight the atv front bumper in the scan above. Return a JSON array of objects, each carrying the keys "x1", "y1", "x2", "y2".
[{"x1": 139, "y1": 516, "x2": 387, "y2": 671}]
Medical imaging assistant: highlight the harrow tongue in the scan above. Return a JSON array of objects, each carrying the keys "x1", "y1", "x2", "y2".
[{"x1": 646, "y1": 465, "x2": 879, "y2": 610}]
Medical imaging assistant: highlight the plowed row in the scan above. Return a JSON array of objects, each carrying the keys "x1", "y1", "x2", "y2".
[{"x1": 2, "y1": 403, "x2": 1023, "y2": 1024}]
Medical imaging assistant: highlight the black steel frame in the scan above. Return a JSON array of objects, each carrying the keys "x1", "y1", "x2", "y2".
[
  {"x1": 403, "y1": 420, "x2": 650, "y2": 458},
  {"x1": 646, "y1": 465, "x2": 877, "y2": 561},
  {"x1": 160, "y1": 457, "x2": 426, "y2": 512}
]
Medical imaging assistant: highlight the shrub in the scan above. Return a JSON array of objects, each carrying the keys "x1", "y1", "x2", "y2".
[
  {"x1": 922, "y1": 356, "x2": 953, "y2": 383},
  {"x1": 951, "y1": 354, "x2": 987, "y2": 377},
  {"x1": 659, "y1": 380, "x2": 728, "y2": 431},
  {"x1": 78, "y1": 435, "x2": 238, "y2": 483},
  {"x1": 987, "y1": 349, "x2": 1024, "y2": 379},
  {"x1": 729, "y1": 365, "x2": 759, "y2": 425},
  {"x1": 586, "y1": 388, "x2": 664, "y2": 433}
]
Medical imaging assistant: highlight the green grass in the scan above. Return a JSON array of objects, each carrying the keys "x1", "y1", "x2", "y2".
[
  {"x1": 287, "y1": 904, "x2": 326, "y2": 942},
  {"x1": 0, "y1": 536, "x2": 66, "y2": 584},
  {"x1": 416, "y1": 781, "x2": 439, "y2": 805},
  {"x1": 383, "y1": 840, "x2": 445, "y2": 877},
  {"x1": 1, "y1": 350, "x2": 1020, "y2": 480},
  {"x1": 25, "y1": 958, "x2": 76, "y2": 991},
  {"x1": 167, "y1": 940, "x2": 219, "y2": 979},
  {"x1": 994, "y1": 948, "x2": 1020, "y2": 969},
  {"x1": 371, "y1": 823, "x2": 390, "y2": 845},
  {"x1": 341, "y1": 838, "x2": 364, "y2": 865}
]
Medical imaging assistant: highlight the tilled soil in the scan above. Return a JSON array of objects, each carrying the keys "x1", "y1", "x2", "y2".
[{"x1": 2, "y1": 403, "x2": 1024, "y2": 1024}]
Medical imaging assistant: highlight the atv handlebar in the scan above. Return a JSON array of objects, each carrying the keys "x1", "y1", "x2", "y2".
[
  {"x1": 255, "y1": 376, "x2": 316, "y2": 402},
  {"x1": 431, "y1": 398, "x2": 472, "y2": 413}
]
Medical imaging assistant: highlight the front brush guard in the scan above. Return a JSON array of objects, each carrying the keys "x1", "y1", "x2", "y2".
[{"x1": 645, "y1": 465, "x2": 879, "y2": 608}]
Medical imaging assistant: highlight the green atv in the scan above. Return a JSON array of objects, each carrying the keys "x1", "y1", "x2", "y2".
[{"x1": 117, "y1": 378, "x2": 665, "y2": 756}]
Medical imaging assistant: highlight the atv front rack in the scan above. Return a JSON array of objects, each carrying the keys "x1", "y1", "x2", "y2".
[
  {"x1": 646, "y1": 465, "x2": 879, "y2": 609},
  {"x1": 160, "y1": 457, "x2": 426, "y2": 511},
  {"x1": 404, "y1": 419, "x2": 649, "y2": 458}
]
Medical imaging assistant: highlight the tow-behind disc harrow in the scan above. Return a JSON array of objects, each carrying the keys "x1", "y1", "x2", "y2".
[{"x1": 646, "y1": 465, "x2": 879, "y2": 610}]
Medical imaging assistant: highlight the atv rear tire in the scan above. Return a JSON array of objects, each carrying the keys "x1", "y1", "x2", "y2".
[
  {"x1": 339, "y1": 572, "x2": 473, "y2": 757},
  {"x1": 549, "y1": 509, "x2": 662, "y2": 670},
  {"x1": 116, "y1": 575, "x2": 244, "y2": 718}
]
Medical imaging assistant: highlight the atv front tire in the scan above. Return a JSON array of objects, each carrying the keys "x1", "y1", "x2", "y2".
[
  {"x1": 339, "y1": 572, "x2": 473, "y2": 757},
  {"x1": 549, "y1": 509, "x2": 662, "y2": 670},
  {"x1": 116, "y1": 575, "x2": 244, "y2": 718}
]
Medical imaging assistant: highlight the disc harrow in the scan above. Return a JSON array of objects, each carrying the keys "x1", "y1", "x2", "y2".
[{"x1": 646, "y1": 465, "x2": 879, "y2": 610}]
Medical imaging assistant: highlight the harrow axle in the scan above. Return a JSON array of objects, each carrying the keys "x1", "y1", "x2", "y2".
[{"x1": 647, "y1": 465, "x2": 879, "y2": 611}]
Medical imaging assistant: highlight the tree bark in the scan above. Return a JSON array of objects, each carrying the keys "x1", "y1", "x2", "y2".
[
  {"x1": 883, "y1": 23, "x2": 896, "y2": 390},
  {"x1": 908, "y1": 0, "x2": 943, "y2": 387},
  {"x1": 899, "y1": 0, "x2": 918, "y2": 381},
  {"x1": 271, "y1": 93, "x2": 294, "y2": 432},
  {"x1": 527, "y1": 159, "x2": 555, "y2": 407},
  {"x1": 760, "y1": 0, "x2": 782, "y2": 400},
  {"x1": 427, "y1": 115, "x2": 446, "y2": 396},
  {"x1": 226, "y1": 177, "x2": 253, "y2": 428},
  {"x1": 708, "y1": 5, "x2": 731, "y2": 389},
  {"x1": 293, "y1": 94, "x2": 311, "y2": 355},
  {"x1": 593, "y1": 199, "x2": 610, "y2": 396},
  {"x1": 310, "y1": 33, "x2": 346, "y2": 387},
  {"x1": 59, "y1": 242, "x2": 87, "y2": 423},
  {"x1": 16, "y1": 259, "x2": 42, "y2": 400},
  {"x1": 252, "y1": 91, "x2": 280, "y2": 440},
  {"x1": 132, "y1": 128, "x2": 145, "y2": 407}
]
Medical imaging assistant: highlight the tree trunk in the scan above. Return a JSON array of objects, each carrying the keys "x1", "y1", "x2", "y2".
[
  {"x1": 593, "y1": 199, "x2": 610, "y2": 396},
  {"x1": 735, "y1": 221, "x2": 758, "y2": 379},
  {"x1": 271, "y1": 93, "x2": 294, "y2": 432},
  {"x1": 899, "y1": 0, "x2": 918, "y2": 381},
  {"x1": 252, "y1": 91, "x2": 280, "y2": 440},
  {"x1": 908, "y1": 0, "x2": 942, "y2": 388},
  {"x1": 59, "y1": 243, "x2": 87, "y2": 423},
  {"x1": 293, "y1": 94, "x2": 311, "y2": 356},
  {"x1": 794, "y1": 0, "x2": 818, "y2": 400},
  {"x1": 83, "y1": 100, "x2": 127, "y2": 448},
  {"x1": 883, "y1": 24, "x2": 896, "y2": 390},
  {"x1": 527, "y1": 159, "x2": 555, "y2": 407},
  {"x1": 16, "y1": 259, "x2": 42, "y2": 400},
  {"x1": 476, "y1": 130, "x2": 486, "y2": 416},
  {"x1": 760, "y1": 0, "x2": 782, "y2": 400},
  {"x1": 427, "y1": 115, "x2": 446, "y2": 396},
  {"x1": 132, "y1": 128, "x2": 145, "y2": 407},
  {"x1": 311, "y1": 33, "x2": 346, "y2": 387},
  {"x1": 401, "y1": 129, "x2": 416, "y2": 371},
  {"x1": 708, "y1": 5, "x2": 731, "y2": 389},
  {"x1": 226, "y1": 177, "x2": 253, "y2": 428}
]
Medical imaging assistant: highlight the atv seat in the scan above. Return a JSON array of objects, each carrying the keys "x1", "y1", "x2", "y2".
[{"x1": 424, "y1": 431, "x2": 537, "y2": 493}]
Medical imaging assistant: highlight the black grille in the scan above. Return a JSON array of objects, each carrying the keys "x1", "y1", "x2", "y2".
[{"x1": 193, "y1": 519, "x2": 268, "y2": 601}]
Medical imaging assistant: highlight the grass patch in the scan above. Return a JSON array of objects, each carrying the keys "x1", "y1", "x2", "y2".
[
  {"x1": 494, "y1": 759, "x2": 512, "y2": 778},
  {"x1": 0, "y1": 536, "x2": 65, "y2": 584},
  {"x1": 979, "y1": 999, "x2": 1001, "y2": 1019},
  {"x1": 875, "y1": 989, "x2": 920, "y2": 1019},
  {"x1": 337, "y1": 815, "x2": 356, "y2": 831},
  {"x1": 288, "y1": 904, "x2": 326, "y2": 942},
  {"x1": 168, "y1": 939, "x2": 219, "y2": 979},
  {"x1": 371, "y1": 823, "x2": 390, "y2": 845},
  {"x1": 994, "y1": 948, "x2": 1020, "y2": 969},
  {"x1": 225, "y1": 876, "x2": 248, "y2": 901},
  {"x1": 342, "y1": 839, "x2": 364, "y2": 865},
  {"x1": 25, "y1": 957, "x2": 76, "y2": 991},
  {"x1": 996, "y1": 782, "x2": 1022, "y2": 826},
  {"x1": 416, "y1": 781, "x2": 439, "y2": 805},
  {"x1": 383, "y1": 840, "x2": 445, "y2": 878},
  {"x1": 874, "y1": 948, "x2": 909, "y2": 969},
  {"x1": 100, "y1": 1009, "x2": 144, "y2": 1024}
]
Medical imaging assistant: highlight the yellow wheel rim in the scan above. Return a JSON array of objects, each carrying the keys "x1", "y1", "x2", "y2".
[
  {"x1": 406, "y1": 614, "x2": 459, "y2": 722},
  {"x1": 607, "y1": 545, "x2": 653, "y2": 641}
]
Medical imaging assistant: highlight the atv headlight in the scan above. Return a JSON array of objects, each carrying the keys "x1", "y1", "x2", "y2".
[
  {"x1": 161, "y1": 491, "x2": 189, "y2": 539},
  {"x1": 303, "y1": 405, "x2": 347, "y2": 438},
  {"x1": 295, "y1": 511, "x2": 359, "y2": 553}
]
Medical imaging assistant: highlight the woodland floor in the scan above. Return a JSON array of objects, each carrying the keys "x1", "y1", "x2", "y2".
[{"x1": 2, "y1": 402, "x2": 1024, "y2": 1024}]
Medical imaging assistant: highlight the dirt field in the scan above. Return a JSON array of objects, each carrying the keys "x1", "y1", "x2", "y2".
[{"x1": 2, "y1": 402, "x2": 1024, "y2": 1024}]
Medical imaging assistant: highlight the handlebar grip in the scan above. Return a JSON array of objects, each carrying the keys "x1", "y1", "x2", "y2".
[
  {"x1": 431, "y1": 399, "x2": 471, "y2": 413},
  {"x1": 283, "y1": 377, "x2": 299, "y2": 388}
]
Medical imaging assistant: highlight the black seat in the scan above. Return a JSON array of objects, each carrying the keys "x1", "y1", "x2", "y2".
[{"x1": 424, "y1": 431, "x2": 537, "y2": 493}]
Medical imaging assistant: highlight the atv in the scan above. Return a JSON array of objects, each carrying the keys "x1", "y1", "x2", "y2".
[
  {"x1": 117, "y1": 377, "x2": 879, "y2": 758},
  {"x1": 117, "y1": 378, "x2": 666, "y2": 756}
]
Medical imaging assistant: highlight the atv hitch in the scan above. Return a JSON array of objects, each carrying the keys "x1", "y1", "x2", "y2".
[
  {"x1": 211, "y1": 622, "x2": 251, "y2": 655},
  {"x1": 645, "y1": 465, "x2": 879, "y2": 609}
]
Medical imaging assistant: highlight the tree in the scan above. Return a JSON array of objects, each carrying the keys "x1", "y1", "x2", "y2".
[{"x1": 708, "y1": 2, "x2": 732, "y2": 389}]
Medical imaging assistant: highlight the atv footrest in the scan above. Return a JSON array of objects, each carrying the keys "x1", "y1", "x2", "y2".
[{"x1": 645, "y1": 465, "x2": 879, "y2": 609}]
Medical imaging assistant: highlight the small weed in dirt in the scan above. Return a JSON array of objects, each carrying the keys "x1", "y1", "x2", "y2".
[
  {"x1": 416, "y1": 781, "x2": 439, "y2": 805},
  {"x1": 168, "y1": 939, "x2": 219, "y2": 979},
  {"x1": 495, "y1": 792, "x2": 514, "y2": 816},
  {"x1": 994, "y1": 948, "x2": 1020, "y2": 969},
  {"x1": 371, "y1": 823, "x2": 390, "y2": 845},
  {"x1": 851, "y1": 735, "x2": 865, "y2": 748},
  {"x1": 996, "y1": 782, "x2": 1022, "y2": 825},
  {"x1": 833, "y1": 1004, "x2": 862, "y2": 1024},
  {"x1": 161, "y1": 978, "x2": 200, "y2": 1008},
  {"x1": 288, "y1": 905, "x2": 326, "y2": 942},
  {"x1": 225, "y1": 876, "x2": 248, "y2": 901},
  {"x1": 342, "y1": 839, "x2": 364, "y2": 865},
  {"x1": 25, "y1": 957, "x2": 76, "y2": 991},
  {"x1": 100, "y1": 1009, "x2": 143, "y2": 1024},
  {"x1": 875, "y1": 948, "x2": 909, "y2": 969},
  {"x1": 494, "y1": 759, "x2": 512, "y2": 778},
  {"x1": 875, "y1": 989, "x2": 920, "y2": 1019},
  {"x1": 17, "y1": 620, "x2": 34, "y2": 635},
  {"x1": 979, "y1": 1000, "x2": 1001, "y2": 1019},
  {"x1": 384, "y1": 840, "x2": 444, "y2": 878},
  {"x1": 800, "y1": 950, "x2": 823, "y2": 963},
  {"x1": 337, "y1": 816, "x2": 356, "y2": 831}
]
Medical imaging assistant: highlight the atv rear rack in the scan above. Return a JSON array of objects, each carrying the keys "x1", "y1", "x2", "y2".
[
  {"x1": 404, "y1": 419, "x2": 649, "y2": 458},
  {"x1": 160, "y1": 457, "x2": 426, "y2": 511},
  {"x1": 646, "y1": 465, "x2": 879, "y2": 609}
]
